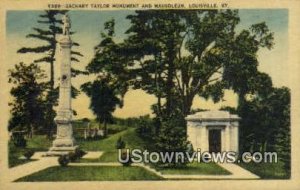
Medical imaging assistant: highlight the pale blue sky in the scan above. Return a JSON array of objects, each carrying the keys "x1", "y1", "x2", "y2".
[
  {"x1": 7, "y1": 9, "x2": 288, "y2": 40},
  {"x1": 5, "y1": 9, "x2": 289, "y2": 118}
]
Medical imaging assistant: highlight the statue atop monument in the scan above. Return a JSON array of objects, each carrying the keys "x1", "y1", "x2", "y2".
[{"x1": 62, "y1": 14, "x2": 71, "y2": 35}]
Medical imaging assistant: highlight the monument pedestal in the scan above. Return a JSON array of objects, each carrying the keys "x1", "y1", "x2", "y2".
[{"x1": 46, "y1": 111, "x2": 78, "y2": 156}]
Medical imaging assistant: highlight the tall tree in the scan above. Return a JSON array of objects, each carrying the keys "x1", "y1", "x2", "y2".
[
  {"x1": 86, "y1": 19, "x2": 129, "y2": 100},
  {"x1": 118, "y1": 10, "x2": 274, "y2": 117},
  {"x1": 17, "y1": 10, "x2": 83, "y2": 91},
  {"x1": 17, "y1": 10, "x2": 84, "y2": 137},
  {"x1": 82, "y1": 19, "x2": 128, "y2": 136},
  {"x1": 238, "y1": 87, "x2": 290, "y2": 153},
  {"x1": 81, "y1": 78, "x2": 122, "y2": 136},
  {"x1": 87, "y1": 10, "x2": 275, "y2": 158},
  {"x1": 8, "y1": 62, "x2": 47, "y2": 138}
]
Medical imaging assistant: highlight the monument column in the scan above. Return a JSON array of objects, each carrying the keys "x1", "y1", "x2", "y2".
[{"x1": 47, "y1": 14, "x2": 77, "y2": 155}]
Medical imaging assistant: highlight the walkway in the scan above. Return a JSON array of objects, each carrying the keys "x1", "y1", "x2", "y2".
[
  {"x1": 218, "y1": 163, "x2": 259, "y2": 179},
  {"x1": 7, "y1": 152, "x2": 58, "y2": 182},
  {"x1": 82, "y1": 151, "x2": 103, "y2": 159},
  {"x1": 7, "y1": 151, "x2": 259, "y2": 182}
]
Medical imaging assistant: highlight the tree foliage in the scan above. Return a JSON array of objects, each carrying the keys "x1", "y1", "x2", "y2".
[
  {"x1": 98, "y1": 10, "x2": 275, "y2": 118},
  {"x1": 155, "y1": 109, "x2": 188, "y2": 167},
  {"x1": 86, "y1": 19, "x2": 130, "y2": 100},
  {"x1": 81, "y1": 78, "x2": 122, "y2": 136},
  {"x1": 87, "y1": 10, "x2": 279, "y2": 163},
  {"x1": 239, "y1": 87, "x2": 290, "y2": 174},
  {"x1": 17, "y1": 10, "x2": 84, "y2": 87},
  {"x1": 8, "y1": 63, "x2": 47, "y2": 137},
  {"x1": 82, "y1": 19, "x2": 130, "y2": 136}
]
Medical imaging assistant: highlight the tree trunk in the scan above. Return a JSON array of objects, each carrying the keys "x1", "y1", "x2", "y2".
[
  {"x1": 29, "y1": 124, "x2": 34, "y2": 138},
  {"x1": 31, "y1": 126, "x2": 34, "y2": 138},
  {"x1": 104, "y1": 121, "x2": 108, "y2": 137},
  {"x1": 183, "y1": 95, "x2": 194, "y2": 116},
  {"x1": 165, "y1": 43, "x2": 176, "y2": 115}
]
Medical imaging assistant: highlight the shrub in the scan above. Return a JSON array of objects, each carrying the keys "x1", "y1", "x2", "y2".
[
  {"x1": 75, "y1": 149, "x2": 87, "y2": 158},
  {"x1": 116, "y1": 137, "x2": 126, "y2": 149},
  {"x1": 68, "y1": 149, "x2": 87, "y2": 162},
  {"x1": 155, "y1": 109, "x2": 188, "y2": 167},
  {"x1": 58, "y1": 155, "x2": 69, "y2": 167},
  {"x1": 23, "y1": 149, "x2": 35, "y2": 160},
  {"x1": 68, "y1": 152, "x2": 77, "y2": 162},
  {"x1": 13, "y1": 135, "x2": 27, "y2": 148},
  {"x1": 136, "y1": 115, "x2": 154, "y2": 140}
]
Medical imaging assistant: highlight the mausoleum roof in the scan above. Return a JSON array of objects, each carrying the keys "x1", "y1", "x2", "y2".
[{"x1": 185, "y1": 110, "x2": 240, "y2": 121}]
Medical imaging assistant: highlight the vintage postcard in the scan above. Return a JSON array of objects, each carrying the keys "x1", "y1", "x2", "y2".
[{"x1": 0, "y1": 0, "x2": 300, "y2": 189}]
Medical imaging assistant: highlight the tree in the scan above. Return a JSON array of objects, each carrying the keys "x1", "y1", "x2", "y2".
[
  {"x1": 238, "y1": 87, "x2": 290, "y2": 154},
  {"x1": 81, "y1": 78, "x2": 122, "y2": 136},
  {"x1": 111, "y1": 10, "x2": 274, "y2": 118},
  {"x1": 238, "y1": 87, "x2": 290, "y2": 175},
  {"x1": 82, "y1": 19, "x2": 130, "y2": 136},
  {"x1": 17, "y1": 10, "x2": 83, "y2": 91},
  {"x1": 88, "y1": 10, "x2": 275, "y2": 160},
  {"x1": 155, "y1": 109, "x2": 188, "y2": 167},
  {"x1": 86, "y1": 19, "x2": 129, "y2": 100},
  {"x1": 17, "y1": 10, "x2": 84, "y2": 137},
  {"x1": 8, "y1": 62, "x2": 47, "y2": 138}
]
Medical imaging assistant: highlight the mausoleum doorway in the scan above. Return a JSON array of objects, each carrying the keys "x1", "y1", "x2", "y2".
[{"x1": 209, "y1": 128, "x2": 222, "y2": 153}]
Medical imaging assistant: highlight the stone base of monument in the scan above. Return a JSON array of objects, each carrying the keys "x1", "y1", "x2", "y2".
[{"x1": 45, "y1": 138, "x2": 78, "y2": 156}]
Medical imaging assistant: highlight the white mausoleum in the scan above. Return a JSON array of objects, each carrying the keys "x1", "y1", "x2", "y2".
[{"x1": 186, "y1": 110, "x2": 240, "y2": 153}]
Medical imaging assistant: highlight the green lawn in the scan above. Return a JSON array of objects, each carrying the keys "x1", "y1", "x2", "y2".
[
  {"x1": 77, "y1": 127, "x2": 144, "y2": 151},
  {"x1": 9, "y1": 123, "x2": 133, "y2": 167},
  {"x1": 78, "y1": 127, "x2": 145, "y2": 162},
  {"x1": 238, "y1": 161, "x2": 290, "y2": 179},
  {"x1": 16, "y1": 166, "x2": 163, "y2": 181},
  {"x1": 73, "y1": 122, "x2": 129, "y2": 138},
  {"x1": 154, "y1": 162, "x2": 231, "y2": 175},
  {"x1": 8, "y1": 135, "x2": 52, "y2": 168},
  {"x1": 8, "y1": 149, "x2": 37, "y2": 168}
]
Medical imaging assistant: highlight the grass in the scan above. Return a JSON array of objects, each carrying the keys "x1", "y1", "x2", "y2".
[
  {"x1": 8, "y1": 135, "x2": 52, "y2": 168},
  {"x1": 77, "y1": 127, "x2": 144, "y2": 151},
  {"x1": 238, "y1": 161, "x2": 290, "y2": 179},
  {"x1": 98, "y1": 151, "x2": 119, "y2": 162},
  {"x1": 78, "y1": 127, "x2": 145, "y2": 162},
  {"x1": 16, "y1": 166, "x2": 163, "y2": 181},
  {"x1": 9, "y1": 156, "x2": 35, "y2": 168},
  {"x1": 8, "y1": 143, "x2": 30, "y2": 168},
  {"x1": 26, "y1": 135, "x2": 52, "y2": 151},
  {"x1": 154, "y1": 162, "x2": 231, "y2": 175},
  {"x1": 73, "y1": 121, "x2": 128, "y2": 137},
  {"x1": 8, "y1": 123, "x2": 132, "y2": 167}
]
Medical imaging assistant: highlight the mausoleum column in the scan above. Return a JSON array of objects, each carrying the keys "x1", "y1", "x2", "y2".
[
  {"x1": 221, "y1": 128, "x2": 225, "y2": 152},
  {"x1": 232, "y1": 122, "x2": 239, "y2": 153},
  {"x1": 225, "y1": 123, "x2": 231, "y2": 152},
  {"x1": 201, "y1": 125, "x2": 208, "y2": 152}
]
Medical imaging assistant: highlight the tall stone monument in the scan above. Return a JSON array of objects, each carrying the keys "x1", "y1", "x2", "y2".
[{"x1": 47, "y1": 14, "x2": 77, "y2": 155}]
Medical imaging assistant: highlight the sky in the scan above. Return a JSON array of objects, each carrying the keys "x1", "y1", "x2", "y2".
[{"x1": 5, "y1": 9, "x2": 289, "y2": 119}]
